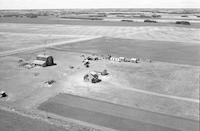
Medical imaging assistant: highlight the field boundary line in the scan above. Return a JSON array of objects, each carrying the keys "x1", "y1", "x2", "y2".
[
  {"x1": 0, "y1": 104, "x2": 115, "y2": 131},
  {"x1": 0, "y1": 31, "x2": 96, "y2": 38},
  {"x1": 116, "y1": 86, "x2": 200, "y2": 103}
]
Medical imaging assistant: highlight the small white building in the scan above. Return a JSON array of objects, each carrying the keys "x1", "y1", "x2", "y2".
[
  {"x1": 119, "y1": 57, "x2": 125, "y2": 62},
  {"x1": 124, "y1": 58, "x2": 131, "y2": 62},
  {"x1": 130, "y1": 58, "x2": 139, "y2": 63},
  {"x1": 110, "y1": 57, "x2": 120, "y2": 62}
]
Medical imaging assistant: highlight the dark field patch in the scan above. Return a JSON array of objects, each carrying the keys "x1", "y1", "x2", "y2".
[
  {"x1": 38, "y1": 94, "x2": 199, "y2": 131},
  {"x1": 55, "y1": 37, "x2": 200, "y2": 66},
  {"x1": 0, "y1": 109, "x2": 68, "y2": 131}
]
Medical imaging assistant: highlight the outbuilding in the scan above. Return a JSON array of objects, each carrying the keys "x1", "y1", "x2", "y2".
[
  {"x1": 119, "y1": 57, "x2": 125, "y2": 62},
  {"x1": 32, "y1": 54, "x2": 55, "y2": 67},
  {"x1": 0, "y1": 91, "x2": 7, "y2": 98},
  {"x1": 124, "y1": 58, "x2": 131, "y2": 62},
  {"x1": 110, "y1": 57, "x2": 120, "y2": 62},
  {"x1": 131, "y1": 58, "x2": 139, "y2": 63}
]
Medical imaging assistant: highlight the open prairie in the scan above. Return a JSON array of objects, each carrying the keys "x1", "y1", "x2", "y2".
[
  {"x1": 0, "y1": 12, "x2": 199, "y2": 131},
  {"x1": 0, "y1": 23, "x2": 199, "y2": 43}
]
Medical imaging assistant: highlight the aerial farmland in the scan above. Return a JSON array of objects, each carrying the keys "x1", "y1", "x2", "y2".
[{"x1": 0, "y1": 8, "x2": 199, "y2": 131}]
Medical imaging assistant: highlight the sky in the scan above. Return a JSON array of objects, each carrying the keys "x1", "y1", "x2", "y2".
[{"x1": 0, "y1": 0, "x2": 200, "y2": 9}]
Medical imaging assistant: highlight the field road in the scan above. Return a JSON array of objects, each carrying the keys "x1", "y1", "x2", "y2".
[
  {"x1": 115, "y1": 85, "x2": 200, "y2": 103},
  {"x1": 0, "y1": 36, "x2": 102, "y2": 57},
  {"x1": 39, "y1": 94, "x2": 199, "y2": 131}
]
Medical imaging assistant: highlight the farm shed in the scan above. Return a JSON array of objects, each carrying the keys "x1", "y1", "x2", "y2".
[
  {"x1": 124, "y1": 58, "x2": 131, "y2": 62},
  {"x1": 104, "y1": 55, "x2": 111, "y2": 60},
  {"x1": 110, "y1": 57, "x2": 120, "y2": 62},
  {"x1": 131, "y1": 58, "x2": 139, "y2": 63},
  {"x1": 32, "y1": 54, "x2": 54, "y2": 67},
  {"x1": 119, "y1": 57, "x2": 125, "y2": 62},
  {"x1": 0, "y1": 91, "x2": 7, "y2": 98}
]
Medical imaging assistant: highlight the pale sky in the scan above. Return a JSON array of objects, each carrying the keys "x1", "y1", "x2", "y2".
[{"x1": 0, "y1": 0, "x2": 200, "y2": 9}]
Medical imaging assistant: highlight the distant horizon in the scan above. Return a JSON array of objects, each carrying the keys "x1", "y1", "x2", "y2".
[
  {"x1": 0, "y1": 0, "x2": 200, "y2": 10},
  {"x1": 0, "y1": 7, "x2": 200, "y2": 11}
]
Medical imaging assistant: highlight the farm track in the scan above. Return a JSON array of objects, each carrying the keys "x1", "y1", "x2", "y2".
[
  {"x1": 111, "y1": 85, "x2": 200, "y2": 103},
  {"x1": 0, "y1": 36, "x2": 102, "y2": 57}
]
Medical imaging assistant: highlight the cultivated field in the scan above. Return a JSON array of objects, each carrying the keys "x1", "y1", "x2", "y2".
[
  {"x1": 55, "y1": 37, "x2": 200, "y2": 66},
  {"x1": 0, "y1": 23, "x2": 200, "y2": 43},
  {"x1": 0, "y1": 16, "x2": 199, "y2": 131},
  {"x1": 39, "y1": 94, "x2": 198, "y2": 131},
  {"x1": 0, "y1": 48, "x2": 199, "y2": 120},
  {"x1": 0, "y1": 32, "x2": 81, "y2": 52},
  {"x1": 0, "y1": 109, "x2": 68, "y2": 131},
  {"x1": 1, "y1": 9, "x2": 200, "y2": 27}
]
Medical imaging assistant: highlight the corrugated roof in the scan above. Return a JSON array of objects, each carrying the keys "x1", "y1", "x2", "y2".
[
  {"x1": 37, "y1": 54, "x2": 50, "y2": 58},
  {"x1": 32, "y1": 60, "x2": 46, "y2": 65}
]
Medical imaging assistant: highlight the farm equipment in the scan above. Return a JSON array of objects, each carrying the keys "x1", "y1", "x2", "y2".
[
  {"x1": 84, "y1": 72, "x2": 101, "y2": 83},
  {"x1": 101, "y1": 69, "x2": 108, "y2": 76},
  {"x1": 0, "y1": 91, "x2": 7, "y2": 98}
]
